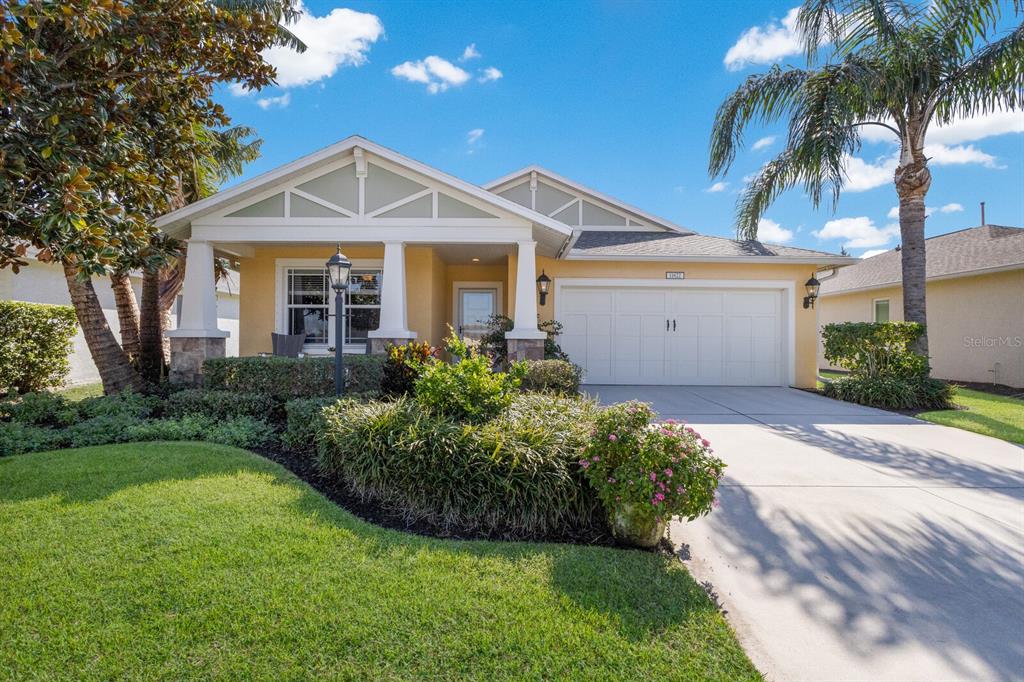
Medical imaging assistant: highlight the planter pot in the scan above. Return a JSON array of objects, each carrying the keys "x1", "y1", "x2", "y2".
[{"x1": 608, "y1": 503, "x2": 667, "y2": 548}]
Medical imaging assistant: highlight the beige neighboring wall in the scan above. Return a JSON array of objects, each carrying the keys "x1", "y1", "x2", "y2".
[
  {"x1": 537, "y1": 257, "x2": 824, "y2": 389},
  {"x1": 818, "y1": 269, "x2": 1024, "y2": 388}
]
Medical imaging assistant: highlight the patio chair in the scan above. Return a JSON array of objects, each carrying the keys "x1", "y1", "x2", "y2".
[{"x1": 271, "y1": 332, "x2": 306, "y2": 358}]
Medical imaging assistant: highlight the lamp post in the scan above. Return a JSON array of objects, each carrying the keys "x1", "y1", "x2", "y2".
[{"x1": 326, "y1": 245, "x2": 352, "y2": 396}]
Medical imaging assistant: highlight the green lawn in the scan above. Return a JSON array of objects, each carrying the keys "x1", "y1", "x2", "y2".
[
  {"x1": 0, "y1": 443, "x2": 758, "y2": 680},
  {"x1": 58, "y1": 381, "x2": 104, "y2": 401},
  {"x1": 917, "y1": 388, "x2": 1024, "y2": 445}
]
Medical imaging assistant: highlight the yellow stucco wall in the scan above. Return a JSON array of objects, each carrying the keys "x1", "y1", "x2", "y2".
[
  {"x1": 238, "y1": 248, "x2": 824, "y2": 387},
  {"x1": 818, "y1": 269, "x2": 1024, "y2": 388}
]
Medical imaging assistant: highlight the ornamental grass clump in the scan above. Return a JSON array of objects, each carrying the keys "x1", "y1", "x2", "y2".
[{"x1": 581, "y1": 401, "x2": 725, "y2": 546}]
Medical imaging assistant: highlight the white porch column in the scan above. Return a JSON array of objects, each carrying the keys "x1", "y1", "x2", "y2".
[
  {"x1": 167, "y1": 239, "x2": 227, "y2": 337},
  {"x1": 368, "y1": 240, "x2": 415, "y2": 351},
  {"x1": 166, "y1": 239, "x2": 228, "y2": 385},
  {"x1": 505, "y1": 240, "x2": 546, "y2": 360}
]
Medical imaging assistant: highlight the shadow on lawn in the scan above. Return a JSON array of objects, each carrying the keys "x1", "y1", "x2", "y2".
[{"x1": 0, "y1": 442, "x2": 724, "y2": 645}]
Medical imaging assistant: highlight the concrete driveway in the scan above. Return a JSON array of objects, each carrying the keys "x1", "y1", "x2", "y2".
[{"x1": 586, "y1": 385, "x2": 1024, "y2": 682}]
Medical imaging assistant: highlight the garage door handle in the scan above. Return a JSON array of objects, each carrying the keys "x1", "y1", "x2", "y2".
[
  {"x1": 666, "y1": 319, "x2": 670, "y2": 331},
  {"x1": 672, "y1": 319, "x2": 676, "y2": 331}
]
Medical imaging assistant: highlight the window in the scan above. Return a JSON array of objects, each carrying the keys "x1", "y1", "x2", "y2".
[
  {"x1": 874, "y1": 299, "x2": 890, "y2": 323},
  {"x1": 284, "y1": 265, "x2": 382, "y2": 347}
]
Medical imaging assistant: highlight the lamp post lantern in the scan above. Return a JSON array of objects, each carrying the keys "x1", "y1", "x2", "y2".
[
  {"x1": 326, "y1": 245, "x2": 352, "y2": 396},
  {"x1": 802, "y1": 275, "x2": 821, "y2": 310}
]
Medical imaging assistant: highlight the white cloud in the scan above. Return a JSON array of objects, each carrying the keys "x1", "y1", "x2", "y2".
[
  {"x1": 478, "y1": 66, "x2": 503, "y2": 83},
  {"x1": 705, "y1": 181, "x2": 729, "y2": 193},
  {"x1": 256, "y1": 92, "x2": 291, "y2": 110},
  {"x1": 392, "y1": 55, "x2": 471, "y2": 93},
  {"x1": 255, "y1": 2, "x2": 383, "y2": 90},
  {"x1": 756, "y1": 218, "x2": 794, "y2": 243},
  {"x1": 460, "y1": 43, "x2": 481, "y2": 61},
  {"x1": 859, "y1": 248, "x2": 888, "y2": 258},
  {"x1": 887, "y1": 202, "x2": 964, "y2": 220},
  {"x1": 752, "y1": 135, "x2": 776, "y2": 151},
  {"x1": 842, "y1": 154, "x2": 897, "y2": 192},
  {"x1": 813, "y1": 216, "x2": 900, "y2": 248},
  {"x1": 887, "y1": 205, "x2": 900, "y2": 219},
  {"x1": 724, "y1": 7, "x2": 802, "y2": 71},
  {"x1": 939, "y1": 202, "x2": 963, "y2": 214},
  {"x1": 861, "y1": 110, "x2": 1024, "y2": 145},
  {"x1": 467, "y1": 128, "x2": 484, "y2": 144},
  {"x1": 925, "y1": 143, "x2": 1003, "y2": 168}
]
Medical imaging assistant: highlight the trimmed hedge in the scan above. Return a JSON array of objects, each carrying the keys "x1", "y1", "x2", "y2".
[
  {"x1": 203, "y1": 355, "x2": 385, "y2": 398},
  {"x1": 823, "y1": 375, "x2": 954, "y2": 410},
  {"x1": 317, "y1": 393, "x2": 605, "y2": 538},
  {"x1": 822, "y1": 322, "x2": 930, "y2": 379},
  {"x1": 282, "y1": 397, "x2": 337, "y2": 454},
  {"x1": 519, "y1": 360, "x2": 582, "y2": 395},
  {"x1": 0, "y1": 301, "x2": 78, "y2": 394},
  {"x1": 165, "y1": 389, "x2": 280, "y2": 422}
]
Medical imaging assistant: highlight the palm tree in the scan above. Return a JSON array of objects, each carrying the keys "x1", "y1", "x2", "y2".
[{"x1": 709, "y1": 0, "x2": 1023, "y2": 356}]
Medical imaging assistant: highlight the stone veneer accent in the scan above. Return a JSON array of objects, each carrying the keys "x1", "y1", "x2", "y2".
[
  {"x1": 169, "y1": 337, "x2": 226, "y2": 386},
  {"x1": 506, "y1": 338, "x2": 545, "y2": 361}
]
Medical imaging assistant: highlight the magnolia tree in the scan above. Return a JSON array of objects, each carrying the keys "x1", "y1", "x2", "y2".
[
  {"x1": 0, "y1": 0, "x2": 302, "y2": 393},
  {"x1": 709, "y1": 0, "x2": 1023, "y2": 357}
]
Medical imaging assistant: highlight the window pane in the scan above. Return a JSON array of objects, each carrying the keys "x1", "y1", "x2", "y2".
[
  {"x1": 348, "y1": 270, "x2": 381, "y2": 306},
  {"x1": 461, "y1": 291, "x2": 495, "y2": 325},
  {"x1": 874, "y1": 300, "x2": 890, "y2": 323},
  {"x1": 347, "y1": 308, "x2": 380, "y2": 343},
  {"x1": 289, "y1": 270, "x2": 327, "y2": 305},
  {"x1": 290, "y1": 307, "x2": 328, "y2": 343}
]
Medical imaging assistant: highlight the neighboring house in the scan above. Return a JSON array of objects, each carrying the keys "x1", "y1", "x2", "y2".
[
  {"x1": 155, "y1": 135, "x2": 851, "y2": 388},
  {"x1": 818, "y1": 225, "x2": 1024, "y2": 388},
  {"x1": 0, "y1": 261, "x2": 240, "y2": 386}
]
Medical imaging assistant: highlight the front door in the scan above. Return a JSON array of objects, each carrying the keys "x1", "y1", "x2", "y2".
[{"x1": 457, "y1": 288, "x2": 497, "y2": 340}]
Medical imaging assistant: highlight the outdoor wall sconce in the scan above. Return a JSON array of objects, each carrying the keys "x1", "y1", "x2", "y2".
[
  {"x1": 326, "y1": 245, "x2": 352, "y2": 396},
  {"x1": 537, "y1": 270, "x2": 551, "y2": 306},
  {"x1": 803, "y1": 275, "x2": 821, "y2": 309}
]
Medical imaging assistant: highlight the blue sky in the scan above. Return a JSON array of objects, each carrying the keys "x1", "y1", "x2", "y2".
[{"x1": 218, "y1": 0, "x2": 1024, "y2": 257}]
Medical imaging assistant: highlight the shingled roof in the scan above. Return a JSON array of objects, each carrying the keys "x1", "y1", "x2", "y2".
[
  {"x1": 819, "y1": 225, "x2": 1024, "y2": 295},
  {"x1": 568, "y1": 230, "x2": 850, "y2": 263}
]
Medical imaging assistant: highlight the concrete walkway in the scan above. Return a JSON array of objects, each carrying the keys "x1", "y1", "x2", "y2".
[{"x1": 586, "y1": 385, "x2": 1024, "y2": 682}]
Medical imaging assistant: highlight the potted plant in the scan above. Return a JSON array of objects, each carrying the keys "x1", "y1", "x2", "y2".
[{"x1": 580, "y1": 401, "x2": 725, "y2": 548}]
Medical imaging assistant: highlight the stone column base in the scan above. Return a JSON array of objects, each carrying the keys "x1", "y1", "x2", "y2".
[
  {"x1": 507, "y1": 338, "x2": 545, "y2": 362},
  {"x1": 169, "y1": 336, "x2": 226, "y2": 386},
  {"x1": 368, "y1": 336, "x2": 416, "y2": 355}
]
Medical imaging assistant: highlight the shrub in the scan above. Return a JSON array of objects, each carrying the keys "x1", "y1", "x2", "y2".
[
  {"x1": 164, "y1": 389, "x2": 279, "y2": 422},
  {"x1": 65, "y1": 414, "x2": 143, "y2": 448},
  {"x1": 282, "y1": 397, "x2": 338, "y2": 453},
  {"x1": 823, "y1": 375, "x2": 954, "y2": 410},
  {"x1": 203, "y1": 355, "x2": 385, "y2": 399},
  {"x1": 0, "y1": 301, "x2": 79, "y2": 394},
  {"x1": 381, "y1": 341, "x2": 436, "y2": 397},
  {"x1": 581, "y1": 402, "x2": 725, "y2": 524},
  {"x1": 77, "y1": 390, "x2": 159, "y2": 420},
  {"x1": 317, "y1": 393, "x2": 603, "y2": 537},
  {"x1": 519, "y1": 359, "x2": 582, "y2": 395},
  {"x1": 414, "y1": 332, "x2": 524, "y2": 423},
  {"x1": 478, "y1": 315, "x2": 570, "y2": 365},
  {"x1": 822, "y1": 322, "x2": 930, "y2": 379},
  {"x1": 0, "y1": 391, "x2": 78, "y2": 427},
  {"x1": 0, "y1": 421, "x2": 67, "y2": 456}
]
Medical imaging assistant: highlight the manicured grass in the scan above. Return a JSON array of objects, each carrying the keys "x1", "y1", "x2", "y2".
[
  {"x1": 0, "y1": 443, "x2": 758, "y2": 680},
  {"x1": 58, "y1": 382, "x2": 104, "y2": 401},
  {"x1": 917, "y1": 388, "x2": 1024, "y2": 445}
]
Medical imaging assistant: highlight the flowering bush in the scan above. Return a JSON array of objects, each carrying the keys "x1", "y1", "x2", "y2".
[{"x1": 581, "y1": 401, "x2": 725, "y2": 525}]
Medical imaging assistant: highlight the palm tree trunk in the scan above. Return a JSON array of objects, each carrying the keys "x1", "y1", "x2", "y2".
[
  {"x1": 139, "y1": 266, "x2": 164, "y2": 383},
  {"x1": 110, "y1": 271, "x2": 141, "y2": 365},
  {"x1": 894, "y1": 143, "x2": 932, "y2": 359},
  {"x1": 158, "y1": 247, "x2": 188, "y2": 365},
  {"x1": 62, "y1": 262, "x2": 147, "y2": 394}
]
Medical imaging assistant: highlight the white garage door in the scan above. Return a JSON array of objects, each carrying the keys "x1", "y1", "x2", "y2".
[{"x1": 559, "y1": 286, "x2": 786, "y2": 386}]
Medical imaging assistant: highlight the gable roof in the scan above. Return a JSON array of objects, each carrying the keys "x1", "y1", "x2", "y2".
[
  {"x1": 820, "y1": 225, "x2": 1024, "y2": 295},
  {"x1": 483, "y1": 165, "x2": 690, "y2": 234},
  {"x1": 568, "y1": 231, "x2": 853, "y2": 264},
  {"x1": 154, "y1": 136, "x2": 572, "y2": 240}
]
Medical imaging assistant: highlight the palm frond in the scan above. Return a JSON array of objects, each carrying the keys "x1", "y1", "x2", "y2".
[
  {"x1": 924, "y1": 0, "x2": 1004, "y2": 59},
  {"x1": 933, "y1": 22, "x2": 1024, "y2": 122},
  {"x1": 708, "y1": 66, "x2": 810, "y2": 177},
  {"x1": 735, "y1": 151, "x2": 803, "y2": 240},
  {"x1": 211, "y1": 0, "x2": 307, "y2": 52}
]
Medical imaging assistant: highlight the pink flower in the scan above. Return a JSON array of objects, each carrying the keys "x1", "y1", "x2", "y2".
[
  {"x1": 655, "y1": 492, "x2": 665, "y2": 501},
  {"x1": 651, "y1": 499, "x2": 661, "y2": 506},
  {"x1": 608, "y1": 434, "x2": 618, "y2": 442},
  {"x1": 607, "y1": 477, "x2": 616, "y2": 483},
  {"x1": 580, "y1": 461, "x2": 590, "y2": 469},
  {"x1": 676, "y1": 485, "x2": 685, "y2": 494},
  {"x1": 664, "y1": 468, "x2": 673, "y2": 477},
  {"x1": 664, "y1": 418, "x2": 676, "y2": 425},
  {"x1": 685, "y1": 426, "x2": 696, "y2": 434},
  {"x1": 649, "y1": 472, "x2": 657, "y2": 482},
  {"x1": 701, "y1": 438, "x2": 711, "y2": 448},
  {"x1": 712, "y1": 496, "x2": 721, "y2": 509},
  {"x1": 592, "y1": 455, "x2": 600, "y2": 462},
  {"x1": 658, "y1": 482, "x2": 666, "y2": 491}
]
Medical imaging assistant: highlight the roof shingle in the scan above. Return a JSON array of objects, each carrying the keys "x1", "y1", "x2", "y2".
[
  {"x1": 820, "y1": 225, "x2": 1024, "y2": 295},
  {"x1": 569, "y1": 230, "x2": 848, "y2": 261}
]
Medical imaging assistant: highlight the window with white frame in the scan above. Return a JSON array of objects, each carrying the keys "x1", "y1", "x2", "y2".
[
  {"x1": 873, "y1": 298, "x2": 890, "y2": 323},
  {"x1": 284, "y1": 265, "x2": 383, "y2": 347}
]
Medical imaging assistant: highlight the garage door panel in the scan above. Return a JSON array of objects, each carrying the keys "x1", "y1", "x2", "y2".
[{"x1": 559, "y1": 285, "x2": 785, "y2": 386}]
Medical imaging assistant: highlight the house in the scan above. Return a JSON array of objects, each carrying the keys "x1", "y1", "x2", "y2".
[
  {"x1": 0, "y1": 261, "x2": 240, "y2": 386},
  {"x1": 817, "y1": 225, "x2": 1024, "y2": 388},
  {"x1": 155, "y1": 135, "x2": 852, "y2": 388}
]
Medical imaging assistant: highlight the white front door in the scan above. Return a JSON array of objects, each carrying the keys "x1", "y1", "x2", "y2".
[
  {"x1": 457, "y1": 288, "x2": 498, "y2": 340},
  {"x1": 559, "y1": 285, "x2": 785, "y2": 386}
]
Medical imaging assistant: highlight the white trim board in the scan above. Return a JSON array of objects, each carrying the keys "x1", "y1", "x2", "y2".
[{"x1": 553, "y1": 277, "x2": 797, "y2": 387}]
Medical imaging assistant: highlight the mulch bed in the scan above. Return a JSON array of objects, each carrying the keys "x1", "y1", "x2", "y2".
[{"x1": 253, "y1": 446, "x2": 621, "y2": 548}]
